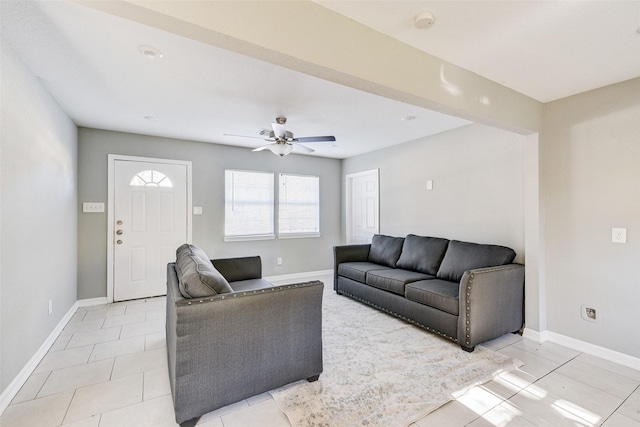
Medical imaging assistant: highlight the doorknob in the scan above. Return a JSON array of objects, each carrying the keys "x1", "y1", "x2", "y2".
[
  {"x1": 116, "y1": 230, "x2": 123, "y2": 235},
  {"x1": 116, "y1": 220, "x2": 123, "y2": 225},
  {"x1": 116, "y1": 240, "x2": 123, "y2": 245}
]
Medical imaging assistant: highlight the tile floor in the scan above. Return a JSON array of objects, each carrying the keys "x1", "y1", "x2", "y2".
[{"x1": 2, "y1": 273, "x2": 639, "y2": 427}]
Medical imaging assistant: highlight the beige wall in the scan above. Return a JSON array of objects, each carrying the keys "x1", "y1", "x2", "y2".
[
  {"x1": 0, "y1": 41, "x2": 78, "y2": 392},
  {"x1": 541, "y1": 77, "x2": 640, "y2": 357},
  {"x1": 342, "y1": 123, "x2": 526, "y2": 262}
]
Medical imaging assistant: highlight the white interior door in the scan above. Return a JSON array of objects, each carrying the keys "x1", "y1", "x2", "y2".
[
  {"x1": 113, "y1": 159, "x2": 189, "y2": 301},
  {"x1": 346, "y1": 169, "x2": 379, "y2": 244}
]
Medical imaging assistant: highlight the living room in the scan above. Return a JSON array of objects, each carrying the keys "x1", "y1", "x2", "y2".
[{"x1": 2, "y1": 1, "x2": 639, "y2": 426}]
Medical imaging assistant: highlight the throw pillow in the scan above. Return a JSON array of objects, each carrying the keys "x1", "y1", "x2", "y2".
[{"x1": 175, "y1": 244, "x2": 233, "y2": 298}]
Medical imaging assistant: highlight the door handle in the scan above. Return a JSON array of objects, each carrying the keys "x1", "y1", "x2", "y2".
[
  {"x1": 116, "y1": 240, "x2": 123, "y2": 245},
  {"x1": 116, "y1": 230, "x2": 123, "y2": 235}
]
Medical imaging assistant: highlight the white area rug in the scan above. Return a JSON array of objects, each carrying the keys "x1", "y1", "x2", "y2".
[{"x1": 271, "y1": 290, "x2": 522, "y2": 427}]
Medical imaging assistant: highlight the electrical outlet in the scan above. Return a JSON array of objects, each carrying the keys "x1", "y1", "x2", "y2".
[
  {"x1": 581, "y1": 304, "x2": 598, "y2": 322},
  {"x1": 426, "y1": 180, "x2": 433, "y2": 190},
  {"x1": 612, "y1": 227, "x2": 627, "y2": 243},
  {"x1": 277, "y1": 257, "x2": 283, "y2": 266}
]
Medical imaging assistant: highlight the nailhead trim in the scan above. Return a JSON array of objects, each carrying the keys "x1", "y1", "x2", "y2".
[{"x1": 465, "y1": 273, "x2": 474, "y2": 345}]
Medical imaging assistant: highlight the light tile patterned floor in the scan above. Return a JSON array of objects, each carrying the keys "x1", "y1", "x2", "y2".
[{"x1": 2, "y1": 274, "x2": 640, "y2": 426}]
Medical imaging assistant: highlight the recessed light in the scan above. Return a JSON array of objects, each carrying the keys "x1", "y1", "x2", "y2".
[
  {"x1": 144, "y1": 116, "x2": 159, "y2": 121},
  {"x1": 401, "y1": 116, "x2": 416, "y2": 121},
  {"x1": 139, "y1": 45, "x2": 164, "y2": 59}
]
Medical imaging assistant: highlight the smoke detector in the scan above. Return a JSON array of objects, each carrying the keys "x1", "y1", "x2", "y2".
[
  {"x1": 139, "y1": 45, "x2": 164, "y2": 59},
  {"x1": 414, "y1": 11, "x2": 435, "y2": 29}
]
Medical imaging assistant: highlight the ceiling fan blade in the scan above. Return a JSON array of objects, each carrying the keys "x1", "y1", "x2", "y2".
[
  {"x1": 293, "y1": 135, "x2": 336, "y2": 143},
  {"x1": 271, "y1": 122, "x2": 286, "y2": 139},
  {"x1": 252, "y1": 144, "x2": 274, "y2": 152},
  {"x1": 293, "y1": 143, "x2": 315, "y2": 154},
  {"x1": 224, "y1": 133, "x2": 273, "y2": 141}
]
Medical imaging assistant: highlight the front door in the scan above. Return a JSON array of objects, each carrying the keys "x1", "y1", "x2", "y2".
[{"x1": 113, "y1": 159, "x2": 189, "y2": 301}]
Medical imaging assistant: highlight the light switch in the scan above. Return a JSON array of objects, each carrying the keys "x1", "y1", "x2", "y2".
[
  {"x1": 426, "y1": 180, "x2": 433, "y2": 190},
  {"x1": 193, "y1": 207, "x2": 203, "y2": 215},
  {"x1": 83, "y1": 202, "x2": 104, "y2": 213}
]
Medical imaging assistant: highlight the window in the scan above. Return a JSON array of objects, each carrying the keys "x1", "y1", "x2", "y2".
[
  {"x1": 129, "y1": 170, "x2": 172, "y2": 187},
  {"x1": 224, "y1": 170, "x2": 274, "y2": 240},
  {"x1": 279, "y1": 173, "x2": 320, "y2": 237}
]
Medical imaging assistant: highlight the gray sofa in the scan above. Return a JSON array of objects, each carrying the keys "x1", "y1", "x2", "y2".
[
  {"x1": 334, "y1": 234, "x2": 524, "y2": 351},
  {"x1": 166, "y1": 244, "x2": 324, "y2": 426}
]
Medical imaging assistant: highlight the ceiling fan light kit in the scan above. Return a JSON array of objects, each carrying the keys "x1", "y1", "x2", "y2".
[
  {"x1": 224, "y1": 117, "x2": 336, "y2": 157},
  {"x1": 269, "y1": 143, "x2": 294, "y2": 157}
]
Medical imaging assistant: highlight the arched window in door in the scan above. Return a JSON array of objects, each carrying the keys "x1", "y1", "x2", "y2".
[{"x1": 129, "y1": 170, "x2": 173, "y2": 187}]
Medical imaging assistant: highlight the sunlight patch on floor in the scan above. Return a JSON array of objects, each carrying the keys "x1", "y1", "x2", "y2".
[
  {"x1": 552, "y1": 399, "x2": 600, "y2": 426},
  {"x1": 478, "y1": 401, "x2": 522, "y2": 427}
]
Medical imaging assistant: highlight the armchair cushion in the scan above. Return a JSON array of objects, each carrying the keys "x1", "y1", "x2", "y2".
[
  {"x1": 368, "y1": 234, "x2": 405, "y2": 268},
  {"x1": 175, "y1": 244, "x2": 233, "y2": 298},
  {"x1": 436, "y1": 240, "x2": 516, "y2": 283},
  {"x1": 396, "y1": 234, "x2": 450, "y2": 275}
]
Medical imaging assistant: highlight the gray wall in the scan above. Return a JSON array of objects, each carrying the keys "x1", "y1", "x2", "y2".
[
  {"x1": 77, "y1": 128, "x2": 342, "y2": 299},
  {"x1": 342, "y1": 123, "x2": 526, "y2": 263},
  {"x1": 0, "y1": 41, "x2": 78, "y2": 391},
  {"x1": 542, "y1": 77, "x2": 640, "y2": 357}
]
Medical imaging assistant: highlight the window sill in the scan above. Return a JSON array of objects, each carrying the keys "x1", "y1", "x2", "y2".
[
  {"x1": 278, "y1": 233, "x2": 321, "y2": 240},
  {"x1": 224, "y1": 234, "x2": 276, "y2": 243}
]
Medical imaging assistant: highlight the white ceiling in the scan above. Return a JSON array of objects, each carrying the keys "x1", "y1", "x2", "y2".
[
  {"x1": 317, "y1": 1, "x2": 640, "y2": 103},
  {"x1": 2, "y1": 1, "x2": 639, "y2": 159}
]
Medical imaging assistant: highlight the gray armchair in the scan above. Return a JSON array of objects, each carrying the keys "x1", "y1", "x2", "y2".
[{"x1": 166, "y1": 250, "x2": 323, "y2": 426}]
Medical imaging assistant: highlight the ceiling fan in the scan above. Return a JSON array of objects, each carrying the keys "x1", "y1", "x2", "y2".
[{"x1": 224, "y1": 117, "x2": 336, "y2": 157}]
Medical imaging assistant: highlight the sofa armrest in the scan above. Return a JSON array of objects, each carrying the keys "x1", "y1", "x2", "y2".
[
  {"x1": 333, "y1": 244, "x2": 370, "y2": 290},
  {"x1": 457, "y1": 264, "x2": 524, "y2": 350},
  {"x1": 166, "y1": 276, "x2": 323, "y2": 424},
  {"x1": 211, "y1": 256, "x2": 262, "y2": 282}
]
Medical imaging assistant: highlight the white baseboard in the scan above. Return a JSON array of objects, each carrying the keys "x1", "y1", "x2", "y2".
[
  {"x1": 522, "y1": 328, "x2": 548, "y2": 343},
  {"x1": 523, "y1": 328, "x2": 640, "y2": 371},
  {"x1": 77, "y1": 297, "x2": 108, "y2": 307},
  {"x1": 0, "y1": 300, "x2": 79, "y2": 415},
  {"x1": 264, "y1": 269, "x2": 333, "y2": 283}
]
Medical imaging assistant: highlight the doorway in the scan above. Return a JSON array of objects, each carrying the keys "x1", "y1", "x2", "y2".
[
  {"x1": 346, "y1": 169, "x2": 379, "y2": 244},
  {"x1": 107, "y1": 155, "x2": 192, "y2": 302}
]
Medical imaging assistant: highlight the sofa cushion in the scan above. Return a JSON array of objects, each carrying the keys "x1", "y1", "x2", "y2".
[
  {"x1": 368, "y1": 234, "x2": 405, "y2": 268},
  {"x1": 396, "y1": 234, "x2": 450, "y2": 275},
  {"x1": 405, "y1": 279, "x2": 460, "y2": 315},
  {"x1": 366, "y1": 269, "x2": 434, "y2": 295},
  {"x1": 230, "y1": 278, "x2": 273, "y2": 292},
  {"x1": 436, "y1": 240, "x2": 516, "y2": 283},
  {"x1": 338, "y1": 262, "x2": 391, "y2": 283},
  {"x1": 175, "y1": 244, "x2": 233, "y2": 298}
]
